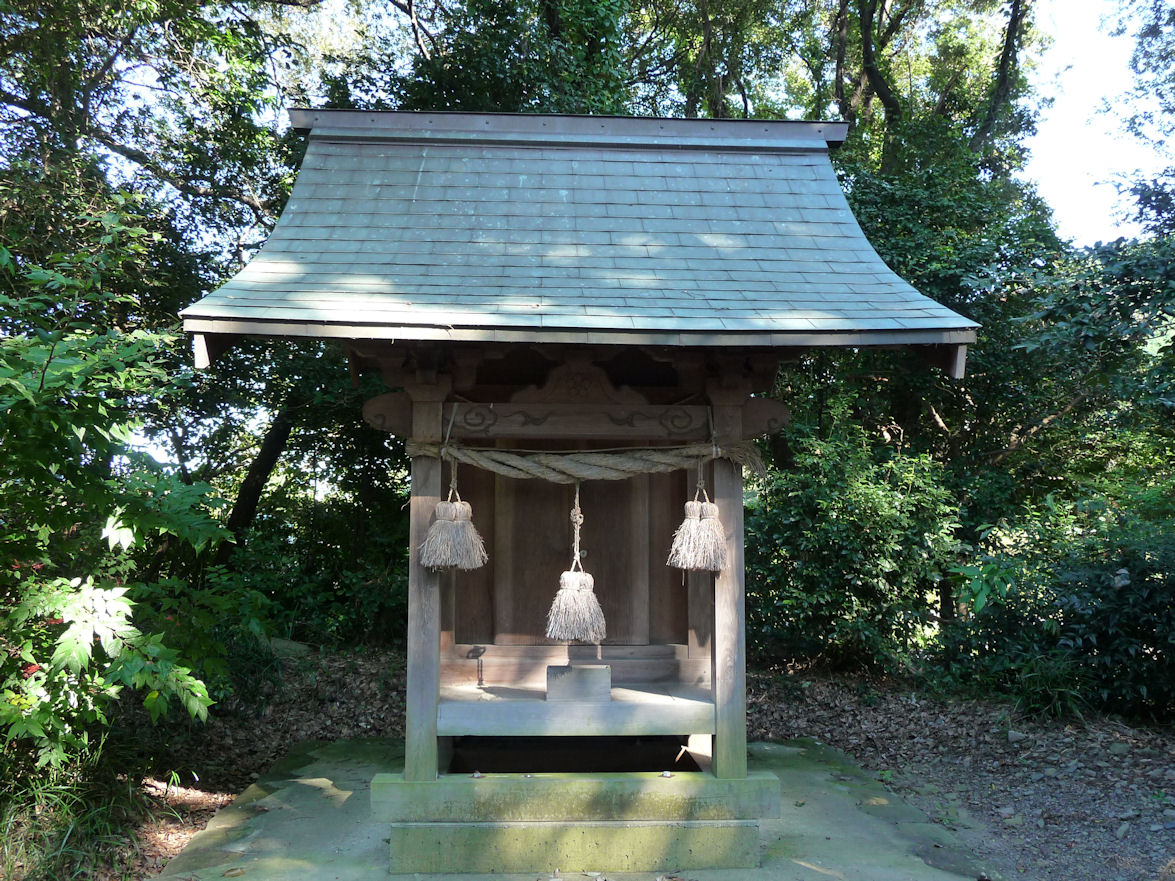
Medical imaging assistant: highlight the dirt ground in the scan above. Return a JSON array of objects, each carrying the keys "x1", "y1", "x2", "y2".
[
  {"x1": 746, "y1": 670, "x2": 1175, "y2": 881},
  {"x1": 124, "y1": 648, "x2": 1174, "y2": 881}
]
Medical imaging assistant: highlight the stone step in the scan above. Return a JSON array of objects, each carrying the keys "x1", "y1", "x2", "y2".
[
  {"x1": 441, "y1": 655, "x2": 711, "y2": 687},
  {"x1": 451, "y1": 643, "x2": 683, "y2": 658},
  {"x1": 387, "y1": 818, "x2": 761, "y2": 873},
  {"x1": 372, "y1": 770, "x2": 781, "y2": 822}
]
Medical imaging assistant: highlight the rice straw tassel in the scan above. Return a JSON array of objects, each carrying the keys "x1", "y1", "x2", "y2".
[
  {"x1": 545, "y1": 484, "x2": 606, "y2": 643},
  {"x1": 667, "y1": 469, "x2": 727, "y2": 572},
  {"x1": 419, "y1": 462, "x2": 488, "y2": 571}
]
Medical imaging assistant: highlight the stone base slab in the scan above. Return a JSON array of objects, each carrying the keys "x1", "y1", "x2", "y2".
[
  {"x1": 546, "y1": 664, "x2": 611, "y2": 701},
  {"x1": 387, "y1": 818, "x2": 760, "y2": 873},
  {"x1": 371, "y1": 770, "x2": 782, "y2": 822}
]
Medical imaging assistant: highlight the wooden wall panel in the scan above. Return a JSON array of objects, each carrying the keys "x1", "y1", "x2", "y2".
[
  {"x1": 492, "y1": 478, "x2": 574, "y2": 645},
  {"x1": 453, "y1": 462, "x2": 495, "y2": 645},
  {"x1": 482, "y1": 476, "x2": 667, "y2": 646},
  {"x1": 687, "y1": 464, "x2": 715, "y2": 659},
  {"x1": 649, "y1": 470, "x2": 689, "y2": 644},
  {"x1": 583, "y1": 477, "x2": 649, "y2": 645}
]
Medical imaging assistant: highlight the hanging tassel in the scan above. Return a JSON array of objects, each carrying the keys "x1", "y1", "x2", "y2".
[
  {"x1": 545, "y1": 484, "x2": 606, "y2": 643},
  {"x1": 666, "y1": 498, "x2": 703, "y2": 569},
  {"x1": 667, "y1": 471, "x2": 728, "y2": 572},
  {"x1": 697, "y1": 495, "x2": 728, "y2": 572},
  {"x1": 449, "y1": 496, "x2": 488, "y2": 570},
  {"x1": 419, "y1": 465, "x2": 488, "y2": 571}
]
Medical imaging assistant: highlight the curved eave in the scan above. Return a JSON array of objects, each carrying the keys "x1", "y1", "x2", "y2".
[{"x1": 184, "y1": 316, "x2": 976, "y2": 376}]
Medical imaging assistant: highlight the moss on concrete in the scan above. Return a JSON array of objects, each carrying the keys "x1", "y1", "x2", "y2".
[{"x1": 158, "y1": 737, "x2": 999, "y2": 881}]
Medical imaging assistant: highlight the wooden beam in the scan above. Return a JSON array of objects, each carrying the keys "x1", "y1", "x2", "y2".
[
  {"x1": 742, "y1": 398, "x2": 790, "y2": 437},
  {"x1": 191, "y1": 333, "x2": 238, "y2": 369},
  {"x1": 687, "y1": 571, "x2": 713, "y2": 660},
  {"x1": 437, "y1": 687, "x2": 715, "y2": 737},
  {"x1": 919, "y1": 344, "x2": 968, "y2": 379},
  {"x1": 363, "y1": 395, "x2": 786, "y2": 441},
  {"x1": 686, "y1": 464, "x2": 714, "y2": 662},
  {"x1": 705, "y1": 386, "x2": 748, "y2": 781},
  {"x1": 629, "y1": 474, "x2": 651, "y2": 644}
]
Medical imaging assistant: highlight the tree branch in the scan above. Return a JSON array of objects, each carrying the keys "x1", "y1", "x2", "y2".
[
  {"x1": 407, "y1": 0, "x2": 432, "y2": 59},
  {"x1": 927, "y1": 403, "x2": 951, "y2": 435},
  {"x1": 932, "y1": 64, "x2": 967, "y2": 115},
  {"x1": 215, "y1": 406, "x2": 295, "y2": 565},
  {"x1": 970, "y1": 0, "x2": 1028, "y2": 153},
  {"x1": 858, "y1": 0, "x2": 903, "y2": 124},
  {"x1": 879, "y1": 0, "x2": 920, "y2": 47},
  {"x1": 80, "y1": 27, "x2": 142, "y2": 125},
  {"x1": 989, "y1": 392, "x2": 1086, "y2": 466},
  {"x1": 84, "y1": 127, "x2": 278, "y2": 219}
]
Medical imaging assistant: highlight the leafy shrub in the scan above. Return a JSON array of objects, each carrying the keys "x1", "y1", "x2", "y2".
[
  {"x1": 746, "y1": 428, "x2": 959, "y2": 668},
  {"x1": 232, "y1": 488, "x2": 410, "y2": 647},
  {"x1": 1, "y1": 578, "x2": 212, "y2": 768},
  {"x1": 130, "y1": 573, "x2": 277, "y2": 703},
  {"x1": 940, "y1": 510, "x2": 1175, "y2": 721},
  {"x1": 0, "y1": 204, "x2": 223, "y2": 770},
  {"x1": 1053, "y1": 523, "x2": 1175, "y2": 720}
]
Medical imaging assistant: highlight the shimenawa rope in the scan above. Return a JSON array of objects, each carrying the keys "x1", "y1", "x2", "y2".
[{"x1": 404, "y1": 440, "x2": 763, "y2": 483}]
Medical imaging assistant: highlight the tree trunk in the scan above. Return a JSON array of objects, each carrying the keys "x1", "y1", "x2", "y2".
[
  {"x1": 215, "y1": 406, "x2": 294, "y2": 565},
  {"x1": 833, "y1": 0, "x2": 851, "y2": 124},
  {"x1": 857, "y1": 0, "x2": 902, "y2": 122}
]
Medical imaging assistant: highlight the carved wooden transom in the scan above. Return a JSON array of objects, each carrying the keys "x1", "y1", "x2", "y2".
[{"x1": 511, "y1": 357, "x2": 647, "y2": 405}]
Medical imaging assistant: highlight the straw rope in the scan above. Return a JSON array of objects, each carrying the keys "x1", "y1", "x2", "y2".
[{"x1": 404, "y1": 441, "x2": 764, "y2": 483}]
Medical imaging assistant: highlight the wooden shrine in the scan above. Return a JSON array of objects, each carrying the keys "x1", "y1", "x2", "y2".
[{"x1": 182, "y1": 110, "x2": 976, "y2": 873}]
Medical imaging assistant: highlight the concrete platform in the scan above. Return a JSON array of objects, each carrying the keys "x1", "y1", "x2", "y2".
[
  {"x1": 389, "y1": 818, "x2": 761, "y2": 872},
  {"x1": 372, "y1": 770, "x2": 782, "y2": 821},
  {"x1": 157, "y1": 738, "x2": 1001, "y2": 881}
]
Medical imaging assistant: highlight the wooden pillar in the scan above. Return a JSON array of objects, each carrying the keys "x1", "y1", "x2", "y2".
[
  {"x1": 712, "y1": 456, "x2": 747, "y2": 779},
  {"x1": 709, "y1": 387, "x2": 748, "y2": 780},
  {"x1": 404, "y1": 388, "x2": 446, "y2": 781}
]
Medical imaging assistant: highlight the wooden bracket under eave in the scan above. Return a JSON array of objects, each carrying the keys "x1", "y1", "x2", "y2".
[
  {"x1": 192, "y1": 333, "x2": 238, "y2": 369},
  {"x1": 920, "y1": 344, "x2": 968, "y2": 380}
]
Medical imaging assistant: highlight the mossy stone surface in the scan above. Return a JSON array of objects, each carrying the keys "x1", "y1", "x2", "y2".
[{"x1": 158, "y1": 738, "x2": 998, "y2": 881}]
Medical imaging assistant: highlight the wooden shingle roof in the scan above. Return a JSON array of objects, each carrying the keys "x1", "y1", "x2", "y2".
[{"x1": 182, "y1": 110, "x2": 976, "y2": 363}]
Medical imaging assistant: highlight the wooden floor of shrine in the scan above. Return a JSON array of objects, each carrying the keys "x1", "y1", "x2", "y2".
[{"x1": 438, "y1": 642, "x2": 714, "y2": 738}]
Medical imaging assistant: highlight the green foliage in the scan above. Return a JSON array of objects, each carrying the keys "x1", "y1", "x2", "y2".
[
  {"x1": 939, "y1": 481, "x2": 1175, "y2": 721},
  {"x1": 130, "y1": 573, "x2": 277, "y2": 703},
  {"x1": 398, "y1": 0, "x2": 629, "y2": 113},
  {"x1": 232, "y1": 481, "x2": 411, "y2": 647},
  {"x1": 746, "y1": 424, "x2": 959, "y2": 668},
  {"x1": 1, "y1": 0, "x2": 295, "y2": 238},
  {"x1": 1, "y1": 578, "x2": 213, "y2": 768},
  {"x1": 1018, "y1": 235, "x2": 1175, "y2": 409},
  {"x1": 839, "y1": 117, "x2": 1058, "y2": 311},
  {"x1": 1052, "y1": 523, "x2": 1175, "y2": 719},
  {"x1": 0, "y1": 760, "x2": 153, "y2": 880},
  {"x1": 0, "y1": 203, "x2": 223, "y2": 770}
]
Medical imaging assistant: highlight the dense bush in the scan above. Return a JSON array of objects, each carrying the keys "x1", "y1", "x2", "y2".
[
  {"x1": 941, "y1": 509, "x2": 1175, "y2": 721},
  {"x1": 746, "y1": 428, "x2": 959, "y2": 669},
  {"x1": 130, "y1": 573, "x2": 278, "y2": 704},
  {"x1": 233, "y1": 486, "x2": 410, "y2": 647},
  {"x1": 1054, "y1": 523, "x2": 1175, "y2": 719}
]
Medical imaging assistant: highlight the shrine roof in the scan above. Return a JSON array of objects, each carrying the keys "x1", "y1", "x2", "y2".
[{"x1": 181, "y1": 110, "x2": 977, "y2": 359}]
